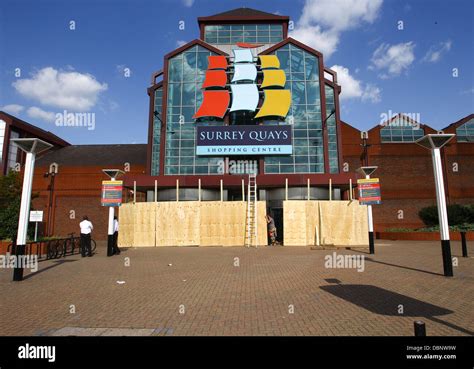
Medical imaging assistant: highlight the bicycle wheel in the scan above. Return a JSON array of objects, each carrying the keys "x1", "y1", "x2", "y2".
[{"x1": 91, "y1": 239, "x2": 97, "y2": 253}]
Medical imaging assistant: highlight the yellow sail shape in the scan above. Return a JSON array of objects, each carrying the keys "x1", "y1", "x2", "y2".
[
  {"x1": 259, "y1": 55, "x2": 280, "y2": 69},
  {"x1": 261, "y1": 70, "x2": 286, "y2": 88},
  {"x1": 255, "y1": 90, "x2": 291, "y2": 118}
]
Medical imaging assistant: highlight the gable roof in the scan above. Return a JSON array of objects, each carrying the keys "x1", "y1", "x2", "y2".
[
  {"x1": 442, "y1": 113, "x2": 474, "y2": 131},
  {"x1": 198, "y1": 7, "x2": 289, "y2": 23},
  {"x1": 0, "y1": 111, "x2": 70, "y2": 147},
  {"x1": 36, "y1": 144, "x2": 147, "y2": 167}
]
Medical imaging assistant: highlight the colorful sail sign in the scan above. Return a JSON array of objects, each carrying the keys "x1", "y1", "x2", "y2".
[
  {"x1": 207, "y1": 55, "x2": 228, "y2": 70},
  {"x1": 230, "y1": 84, "x2": 259, "y2": 112},
  {"x1": 202, "y1": 70, "x2": 227, "y2": 88},
  {"x1": 259, "y1": 55, "x2": 280, "y2": 69},
  {"x1": 261, "y1": 69, "x2": 286, "y2": 88},
  {"x1": 193, "y1": 90, "x2": 230, "y2": 119},
  {"x1": 254, "y1": 90, "x2": 291, "y2": 118},
  {"x1": 231, "y1": 64, "x2": 257, "y2": 82},
  {"x1": 233, "y1": 49, "x2": 254, "y2": 63},
  {"x1": 236, "y1": 42, "x2": 264, "y2": 49}
]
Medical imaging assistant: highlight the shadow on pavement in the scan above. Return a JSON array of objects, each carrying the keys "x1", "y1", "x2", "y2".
[
  {"x1": 320, "y1": 284, "x2": 474, "y2": 335},
  {"x1": 23, "y1": 259, "x2": 77, "y2": 280}
]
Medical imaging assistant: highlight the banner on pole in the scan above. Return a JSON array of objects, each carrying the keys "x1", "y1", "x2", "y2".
[
  {"x1": 101, "y1": 180, "x2": 123, "y2": 207},
  {"x1": 357, "y1": 178, "x2": 381, "y2": 205}
]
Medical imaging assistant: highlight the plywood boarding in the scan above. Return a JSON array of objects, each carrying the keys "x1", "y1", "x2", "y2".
[
  {"x1": 199, "y1": 202, "x2": 223, "y2": 246},
  {"x1": 133, "y1": 202, "x2": 156, "y2": 247},
  {"x1": 283, "y1": 201, "x2": 308, "y2": 246},
  {"x1": 283, "y1": 200, "x2": 368, "y2": 247},
  {"x1": 117, "y1": 203, "x2": 135, "y2": 247},
  {"x1": 156, "y1": 202, "x2": 201, "y2": 246},
  {"x1": 319, "y1": 201, "x2": 368, "y2": 247},
  {"x1": 256, "y1": 201, "x2": 268, "y2": 246}
]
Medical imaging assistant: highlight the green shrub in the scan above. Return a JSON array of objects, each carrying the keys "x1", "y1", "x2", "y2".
[{"x1": 418, "y1": 204, "x2": 474, "y2": 227}]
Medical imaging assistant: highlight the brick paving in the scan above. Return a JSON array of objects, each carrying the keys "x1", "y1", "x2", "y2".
[{"x1": 0, "y1": 240, "x2": 473, "y2": 336}]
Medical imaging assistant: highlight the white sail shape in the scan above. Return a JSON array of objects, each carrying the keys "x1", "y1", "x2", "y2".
[
  {"x1": 231, "y1": 64, "x2": 257, "y2": 82},
  {"x1": 233, "y1": 49, "x2": 253, "y2": 63},
  {"x1": 230, "y1": 84, "x2": 259, "y2": 112}
]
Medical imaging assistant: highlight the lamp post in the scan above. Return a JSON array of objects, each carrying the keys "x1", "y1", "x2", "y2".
[
  {"x1": 415, "y1": 134, "x2": 455, "y2": 277},
  {"x1": 11, "y1": 138, "x2": 53, "y2": 281},
  {"x1": 102, "y1": 169, "x2": 124, "y2": 257},
  {"x1": 357, "y1": 166, "x2": 378, "y2": 254},
  {"x1": 44, "y1": 162, "x2": 59, "y2": 236}
]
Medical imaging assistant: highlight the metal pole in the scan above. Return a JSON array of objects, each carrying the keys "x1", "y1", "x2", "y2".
[
  {"x1": 432, "y1": 148, "x2": 453, "y2": 277},
  {"x1": 34, "y1": 222, "x2": 38, "y2": 242},
  {"x1": 14, "y1": 152, "x2": 35, "y2": 281},
  {"x1": 198, "y1": 178, "x2": 201, "y2": 202},
  {"x1": 176, "y1": 179, "x2": 179, "y2": 202},
  {"x1": 107, "y1": 176, "x2": 115, "y2": 257},
  {"x1": 307, "y1": 178, "x2": 310, "y2": 200},
  {"x1": 329, "y1": 178, "x2": 332, "y2": 201},
  {"x1": 366, "y1": 174, "x2": 375, "y2": 254},
  {"x1": 461, "y1": 231, "x2": 468, "y2": 257},
  {"x1": 154, "y1": 179, "x2": 157, "y2": 202},
  {"x1": 133, "y1": 181, "x2": 136, "y2": 203},
  {"x1": 220, "y1": 179, "x2": 223, "y2": 202},
  {"x1": 242, "y1": 179, "x2": 245, "y2": 201},
  {"x1": 285, "y1": 178, "x2": 288, "y2": 201},
  {"x1": 349, "y1": 179, "x2": 353, "y2": 201},
  {"x1": 414, "y1": 321, "x2": 426, "y2": 336}
]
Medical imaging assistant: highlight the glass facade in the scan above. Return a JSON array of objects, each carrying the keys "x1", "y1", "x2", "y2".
[
  {"x1": 324, "y1": 85, "x2": 339, "y2": 173},
  {"x1": 163, "y1": 45, "x2": 223, "y2": 175},
  {"x1": 204, "y1": 24, "x2": 283, "y2": 44},
  {"x1": 7, "y1": 130, "x2": 19, "y2": 171},
  {"x1": 264, "y1": 44, "x2": 326, "y2": 174},
  {"x1": 380, "y1": 117, "x2": 424, "y2": 142},
  {"x1": 455, "y1": 118, "x2": 474, "y2": 142},
  {"x1": 151, "y1": 87, "x2": 163, "y2": 175}
]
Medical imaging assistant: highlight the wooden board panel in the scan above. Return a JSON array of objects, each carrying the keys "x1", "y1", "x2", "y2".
[
  {"x1": 117, "y1": 203, "x2": 135, "y2": 247},
  {"x1": 318, "y1": 201, "x2": 368, "y2": 247},
  {"x1": 283, "y1": 201, "x2": 307, "y2": 246},
  {"x1": 133, "y1": 202, "x2": 156, "y2": 247}
]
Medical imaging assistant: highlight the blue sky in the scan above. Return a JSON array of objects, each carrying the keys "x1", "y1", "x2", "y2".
[{"x1": 0, "y1": 0, "x2": 472, "y2": 144}]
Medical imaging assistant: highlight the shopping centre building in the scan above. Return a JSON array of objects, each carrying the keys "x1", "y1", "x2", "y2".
[{"x1": 1, "y1": 8, "x2": 473, "y2": 241}]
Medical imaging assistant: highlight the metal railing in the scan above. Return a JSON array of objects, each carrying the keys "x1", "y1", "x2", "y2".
[{"x1": 7, "y1": 233, "x2": 97, "y2": 260}]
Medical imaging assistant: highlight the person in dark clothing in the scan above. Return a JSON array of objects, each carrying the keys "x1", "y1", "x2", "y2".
[
  {"x1": 112, "y1": 216, "x2": 121, "y2": 255},
  {"x1": 79, "y1": 216, "x2": 94, "y2": 257}
]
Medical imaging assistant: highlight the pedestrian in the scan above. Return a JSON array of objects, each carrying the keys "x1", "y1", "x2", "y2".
[
  {"x1": 112, "y1": 216, "x2": 121, "y2": 255},
  {"x1": 266, "y1": 214, "x2": 277, "y2": 246},
  {"x1": 79, "y1": 215, "x2": 94, "y2": 257}
]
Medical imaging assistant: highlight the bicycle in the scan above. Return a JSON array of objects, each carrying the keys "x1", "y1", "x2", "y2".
[{"x1": 67, "y1": 232, "x2": 97, "y2": 256}]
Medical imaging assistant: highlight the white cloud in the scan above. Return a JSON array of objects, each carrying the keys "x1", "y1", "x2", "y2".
[
  {"x1": 13, "y1": 67, "x2": 107, "y2": 111},
  {"x1": 176, "y1": 40, "x2": 187, "y2": 47},
  {"x1": 422, "y1": 40, "x2": 452, "y2": 63},
  {"x1": 1, "y1": 104, "x2": 24, "y2": 115},
  {"x1": 370, "y1": 42, "x2": 415, "y2": 78},
  {"x1": 290, "y1": 0, "x2": 383, "y2": 58},
  {"x1": 182, "y1": 0, "x2": 194, "y2": 7},
  {"x1": 26, "y1": 106, "x2": 55, "y2": 123},
  {"x1": 330, "y1": 65, "x2": 381, "y2": 103}
]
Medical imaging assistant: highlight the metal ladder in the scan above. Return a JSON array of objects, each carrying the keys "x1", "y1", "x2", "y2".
[{"x1": 245, "y1": 174, "x2": 257, "y2": 248}]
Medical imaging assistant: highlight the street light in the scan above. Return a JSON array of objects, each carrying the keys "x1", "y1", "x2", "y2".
[
  {"x1": 357, "y1": 166, "x2": 378, "y2": 254},
  {"x1": 11, "y1": 138, "x2": 53, "y2": 281},
  {"x1": 102, "y1": 169, "x2": 124, "y2": 257},
  {"x1": 415, "y1": 133, "x2": 455, "y2": 277}
]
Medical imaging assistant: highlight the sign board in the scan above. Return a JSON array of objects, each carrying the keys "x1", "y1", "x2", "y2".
[
  {"x1": 29, "y1": 210, "x2": 43, "y2": 222},
  {"x1": 101, "y1": 180, "x2": 123, "y2": 207},
  {"x1": 196, "y1": 125, "x2": 292, "y2": 156},
  {"x1": 357, "y1": 178, "x2": 381, "y2": 205}
]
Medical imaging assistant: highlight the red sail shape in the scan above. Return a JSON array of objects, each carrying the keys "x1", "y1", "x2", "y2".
[
  {"x1": 207, "y1": 55, "x2": 228, "y2": 70},
  {"x1": 193, "y1": 90, "x2": 230, "y2": 119},
  {"x1": 202, "y1": 70, "x2": 227, "y2": 88}
]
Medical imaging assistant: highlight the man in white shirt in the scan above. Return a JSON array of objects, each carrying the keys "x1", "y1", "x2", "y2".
[
  {"x1": 112, "y1": 216, "x2": 120, "y2": 255},
  {"x1": 79, "y1": 215, "x2": 94, "y2": 257}
]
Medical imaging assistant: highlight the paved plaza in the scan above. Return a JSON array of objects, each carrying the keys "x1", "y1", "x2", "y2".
[{"x1": 0, "y1": 241, "x2": 473, "y2": 336}]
